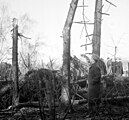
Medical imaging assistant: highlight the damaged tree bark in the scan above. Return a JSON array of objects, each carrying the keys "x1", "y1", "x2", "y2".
[{"x1": 62, "y1": 0, "x2": 78, "y2": 105}]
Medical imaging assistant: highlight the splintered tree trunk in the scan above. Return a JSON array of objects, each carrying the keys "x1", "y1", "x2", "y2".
[
  {"x1": 92, "y1": 0, "x2": 102, "y2": 57},
  {"x1": 12, "y1": 18, "x2": 19, "y2": 106},
  {"x1": 62, "y1": 0, "x2": 78, "y2": 105}
]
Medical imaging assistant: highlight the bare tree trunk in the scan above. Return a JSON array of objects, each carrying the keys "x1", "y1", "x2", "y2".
[
  {"x1": 92, "y1": 0, "x2": 102, "y2": 57},
  {"x1": 12, "y1": 18, "x2": 19, "y2": 106},
  {"x1": 62, "y1": 0, "x2": 78, "y2": 105}
]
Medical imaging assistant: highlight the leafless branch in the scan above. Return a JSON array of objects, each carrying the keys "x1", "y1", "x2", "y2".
[
  {"x1": 19, "y1": 52, "x2": 28, "y2": 69},
  {"x1": 98, "y1": 11, "x2": 110, "y2": 16},
  {"x1": 77, "y1": 5, "x2": 88, "y2": 7},
  {"x1": 105, "y1": 0, "x2": 117, "y2": 7},
  {"x1": 80, "y1": 42, "x2": 92, "y2": 47},
  {"x1": 29, "y1": 42, "x2": 39, "y2": 57},
  {"x1": 82, "y1": 0, "x2": 91, "y2": 42},
  {"x1": 18, "y1": 33, "x2": 31, "y2": 39},
  {"x1": 73, "y1": 21, "x2": 89, "y2": 24},
  {"x1": 79, "y1": 25, "x2": 84, "y2": 38},
  {"x1": 86, "y1": 34, "x2": 93, "y2": 37},
  {"x1": 99, "y1": 4, "x2": 104, "y2": 12},
  {"x1": 74, "y1": 21, "x2": 94, "y2": 25}
]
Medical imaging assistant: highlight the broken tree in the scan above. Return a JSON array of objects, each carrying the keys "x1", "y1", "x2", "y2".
[
  {"x1": 62, "y1": 0, "x2": 78, "y2": 105},
  {"x1": 92, "y1": 0, "x2": 102, "y2": 56},
  {"x1": 12, "y1": 18, "x2": 19, "y2": 106}
]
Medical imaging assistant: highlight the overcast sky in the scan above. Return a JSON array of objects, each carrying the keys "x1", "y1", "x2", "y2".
[{"x1": 1, "y1": 0, "x2": 129, "y2": 63}]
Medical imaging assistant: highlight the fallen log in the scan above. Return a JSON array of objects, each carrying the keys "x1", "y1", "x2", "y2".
[{"x1": 73, "y1": 95, "x2": 129, "y2": 105}]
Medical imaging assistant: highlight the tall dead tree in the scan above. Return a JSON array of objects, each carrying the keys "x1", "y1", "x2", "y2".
[
  {"x1": 12, "y1": 18, "x2": 19, "y2": 106},
  {"x1": 61, "y1": 0, "x2": 78, "y2": 104},
  {"x1": 92, "y1": 0, "x2": 102, "y2": 56}
]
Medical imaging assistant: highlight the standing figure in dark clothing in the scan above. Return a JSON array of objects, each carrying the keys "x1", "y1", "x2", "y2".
[{"x1": 88, "y1": 54, "x2": 101, "y2": 114}]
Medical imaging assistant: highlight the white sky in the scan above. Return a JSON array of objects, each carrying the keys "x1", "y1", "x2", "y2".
[{"x1": 1, "y1": 0, "x2": 129, "y2": 64}]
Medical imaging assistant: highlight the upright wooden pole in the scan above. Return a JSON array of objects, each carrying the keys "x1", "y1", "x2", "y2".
[
  {"x1": 62, "y1": 0, "x2": 78, "y2": 105},
  {"x1": 92, "y1": 0, "x2": 102, "y2": 56},
  {"x1": 12, "y1": 18, "x2": 19, "y2": 106}
]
